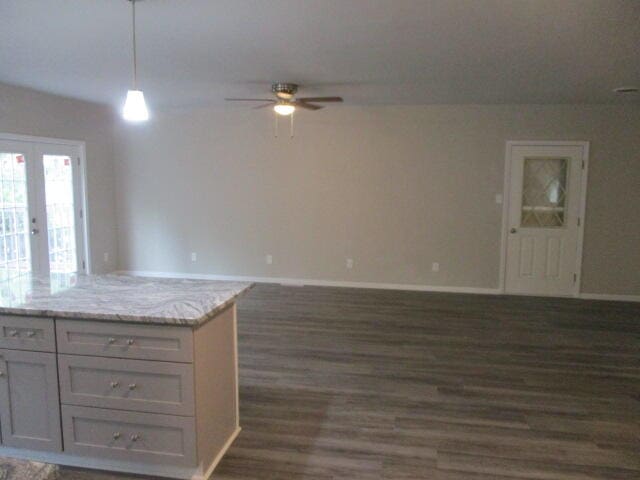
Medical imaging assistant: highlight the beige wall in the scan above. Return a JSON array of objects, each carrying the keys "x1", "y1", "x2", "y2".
[
  {"x1": 114, "y1": 104, "x2": 640, "y2": 296},
  {"x1": 0, "y1": 83, "x2": 118, "y2": 273}
]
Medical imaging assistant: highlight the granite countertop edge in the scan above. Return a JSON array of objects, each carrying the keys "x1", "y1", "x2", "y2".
[{"x1": 0, "y1": 283, "x2": 255, "y2": 328}]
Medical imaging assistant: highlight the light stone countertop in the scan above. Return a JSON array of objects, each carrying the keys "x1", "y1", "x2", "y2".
[{"x1": 0, "y1": 273, "x2": 253, "y2": 327}]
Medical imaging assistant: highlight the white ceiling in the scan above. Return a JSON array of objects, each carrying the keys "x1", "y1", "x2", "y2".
[{"x1": 1, "y1": 0, "x2": 639, "y2": 109}]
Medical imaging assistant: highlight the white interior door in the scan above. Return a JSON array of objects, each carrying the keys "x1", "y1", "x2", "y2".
[
  {"x1": 0, "y1": 138, "x2": 85, "y2": 278},
  {"x1": 504, "y1": 143, "x2": 587, "y2": 296}
]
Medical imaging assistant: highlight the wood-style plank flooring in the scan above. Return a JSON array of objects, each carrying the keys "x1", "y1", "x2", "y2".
[{"x1": 59, "y1": 284, "x2": 640, "y2": 479}]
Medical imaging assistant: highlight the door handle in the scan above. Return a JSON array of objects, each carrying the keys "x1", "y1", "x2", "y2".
[{"x1": 510, "y1": 228, "x2": 517, "y2": 234}]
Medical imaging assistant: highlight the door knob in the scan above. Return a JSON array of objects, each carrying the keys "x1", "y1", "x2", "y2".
[
  {"x1": 510, "y1": 228, "x2": 517, "y2": 234},
  {"x1": 31, "y1": 228, "x2": 39, "y2": 235}
]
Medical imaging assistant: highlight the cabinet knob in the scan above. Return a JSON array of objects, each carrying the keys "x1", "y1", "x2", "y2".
[
  {"x1": 130, "y1": 434, "x2": 140, "y2": 442},
  {"x1": 110, "y1": 381, "x2": 120, "y2": 388},
  {"x1": 8, "y1": 330, "x2": 17, "y2": 337},
  {"x1": 26, "y1": 331, "x2": 35, "y2": 337},
  {"x1": 113, "y1": 432, "x2": 121, "y2": 440},
  {"x1": 126, "y1": 338, "x2": 135, "y2": 346},
  {"x1": 128, "y1": 383, "x2": 137, "y2": 390},
  {"x1": 107, "y1": 337, "x2": 116, "y2": 344}
]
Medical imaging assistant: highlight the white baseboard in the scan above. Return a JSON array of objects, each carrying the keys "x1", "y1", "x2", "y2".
[
  {"x1": 116, "y1": 270, "x2": 501, "y2": 295},
  {"x1": 579, "y1": 292, "x2": 640, "y2": 303},
  {"x1": 116, "y1": 270, "x2": 640, "y2": 302}
]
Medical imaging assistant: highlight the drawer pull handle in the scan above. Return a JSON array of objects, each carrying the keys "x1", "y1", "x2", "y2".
[
  {"x1": 107, "y1": 337, "x2": 116, "y2": 344},
  {"x1": 130, "y1": 434, "x2": 141, "y2": 442},
  {"x1": 26, "y1": 331, "x2": 35, "y2": 337},
  {"x1": 113, "y1": 432, "x2": 121, "y2": 440},
  {"x1": 8, "y1": 330, "x2": 17, "y2": 337},
  {"x1": 128, "y1": 383, "x2": 137, "y2": 390},
  {"x1": 126, "y1": 338, "x2": 135, "y2": 346},
  {"x1": 110, "y1": 381, "x2": 120, "y2": 388}
]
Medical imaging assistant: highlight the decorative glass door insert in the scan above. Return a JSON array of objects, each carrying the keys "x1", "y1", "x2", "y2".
[{"x1": 521, "y1": 157, "x2": 568, "y2": 228}]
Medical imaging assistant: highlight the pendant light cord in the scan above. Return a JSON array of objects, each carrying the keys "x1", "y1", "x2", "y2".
[{"x1": 131, "y1": 0, "x2": 137, "y2": 89}]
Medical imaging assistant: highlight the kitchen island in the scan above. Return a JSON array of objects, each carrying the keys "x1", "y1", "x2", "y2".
[{"x1": 0, "y1": 273, "x2": 252, "y2": 480}]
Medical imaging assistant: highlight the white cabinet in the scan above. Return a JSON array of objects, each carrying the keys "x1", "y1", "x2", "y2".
[
  {"x1": 0, "y1": 348, "x2": 62, "y2": 452},
  {"x1": 0, "y1": 305, "x2": 239, "y2": 480}
]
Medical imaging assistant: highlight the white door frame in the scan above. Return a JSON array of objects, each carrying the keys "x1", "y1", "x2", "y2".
[
  {"x1": 0, "y1": 132, "x2": 92, "y2": 274},
  {"x1": 499, "y1": 141, "x2": 589, "y2": 297}
]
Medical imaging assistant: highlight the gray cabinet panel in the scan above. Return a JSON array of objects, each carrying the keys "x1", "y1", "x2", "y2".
[
  {"x1": 0, "y1": 316, "x2": 55, "y2": 352},
  {"x1": 0, "y1": 348, "x2": 62, "y2": 451},
  {"x1": 62, "y1": 405, "x2": 197, "y2": 466},
  {"x1": 58, "y1": 354, "x2": 195, "y2": 416},
  {"x1": 56, "y1": 320, "x2": 193, "y2": 362}
]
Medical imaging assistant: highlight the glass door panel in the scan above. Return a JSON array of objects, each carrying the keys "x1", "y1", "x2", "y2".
[
  {"x1": 0, "y1": 146, "x2": 36, "y2": 281},
  {"x1": 42, "y1": 155, "x2": 78, "y2": 273}
]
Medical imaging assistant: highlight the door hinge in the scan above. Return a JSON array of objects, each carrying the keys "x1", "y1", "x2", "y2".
[
  {"x1": 77, "y1": 156, "x2": 81, "y2": 165},
  {"x1": 573, "y1": 273, "x2": 577, "y2": 283},
  {"x1": 577, "y1": 217, "x2": 581, "y2": 226},
  {"x1": 79, "y1": 208, "x2": 83, "y2": 220},
  {"x1": 581, "y1": 159, "x2": 585, "y2": 169},
  {"x1": 82, "y1": 260, "x2": 86, "y2": 271}
]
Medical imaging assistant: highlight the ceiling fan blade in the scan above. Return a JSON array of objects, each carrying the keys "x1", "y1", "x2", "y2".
[
  {"x1": 253, "y1": 102, "x2": 275, "y2": 109},
  {"x1": 297, "y1": 96, "x2": 343, "y2": 103},
  {"x1": 294, "y1": 101, "x2": 324, "y2": 111},
  {"x1": 225, "y1": 98, "x2": 275, "y2": 102}
]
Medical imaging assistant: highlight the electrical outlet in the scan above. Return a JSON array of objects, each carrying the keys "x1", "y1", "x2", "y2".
[
  {"x1": 346, "y1": 258, "x2": 354, "y2": 269},
  {"x1": 191, "y1": 252, "x2": 197, "y2": 262},
  {"x1": 266, "y1": 254, "x2": 273, "y2": 265},
  {"x1": 103, "y1": 252, "x2": 109, "y2": 263},
  {"x1": 432, "y1": 262, "x2": 440, "y2": 272}
]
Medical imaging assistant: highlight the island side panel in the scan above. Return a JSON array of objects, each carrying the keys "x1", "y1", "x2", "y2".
[{"x1": 193, "y1": 303, "x2": 239, "y2": 471}]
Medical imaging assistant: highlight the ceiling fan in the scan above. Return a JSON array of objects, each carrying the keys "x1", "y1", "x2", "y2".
[{"x1": 225, "y1": 83, "x2": 343, "y2": 116}]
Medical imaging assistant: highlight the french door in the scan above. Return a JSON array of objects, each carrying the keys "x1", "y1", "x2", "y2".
[{"x1": 0, "y1": 138, "x2": 85, "y2": 280}]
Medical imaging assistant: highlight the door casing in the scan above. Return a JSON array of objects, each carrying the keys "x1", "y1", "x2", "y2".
[{"x1": 499, "y1": 141, "x2": 589, "y2": 297}]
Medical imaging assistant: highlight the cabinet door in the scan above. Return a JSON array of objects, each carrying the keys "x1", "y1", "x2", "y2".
[{"x1": 0, "y1": 349, "x2": 62, "y2": 451}]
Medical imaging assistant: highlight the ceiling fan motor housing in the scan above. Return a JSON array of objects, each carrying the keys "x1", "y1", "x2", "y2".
[{"x1": 272, "y1": 83, "x2": 298, "y2": 100}]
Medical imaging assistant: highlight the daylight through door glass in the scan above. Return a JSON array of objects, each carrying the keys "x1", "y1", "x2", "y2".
[
  {"x1": 43, "y1": 155, "x2": 77, "y2": 273},
  {"x1": 521, "y1": 157, "x2": 568, "y2": 228},
  {"x1": 0, "y1": 152, "x2": 31, "y2": 281}
]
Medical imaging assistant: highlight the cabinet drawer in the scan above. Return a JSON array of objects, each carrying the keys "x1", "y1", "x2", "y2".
[
  {"x1": 56, "y1": 320, "x2": 193, "y2": 362},
  {"x1": 0, "y1": 315, "x2": 55, "y2": 352},
  {"x1": 62, "y1": 405, "x2": 197, "y2": 466},
  {"x1": 59, "y1": 355, "x2": 195, "y2": 416}
]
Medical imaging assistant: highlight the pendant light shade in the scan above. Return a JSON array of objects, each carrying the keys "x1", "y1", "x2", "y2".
[
  {"x1": 123, "y1": 89, "x2": 149, "y2": 121},
  {"x1": 122, "y1": 0, "x2": 149, "y2": 122}
]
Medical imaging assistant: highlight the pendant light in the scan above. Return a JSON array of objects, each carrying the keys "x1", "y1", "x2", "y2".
[{"x1": 122, "y1": 0, "x2": 149, "y2": 122}]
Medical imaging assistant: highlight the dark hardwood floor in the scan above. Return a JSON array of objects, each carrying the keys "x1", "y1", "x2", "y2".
[{"x1": 60, "y1": 284, "x2": 640, "y2": 480}]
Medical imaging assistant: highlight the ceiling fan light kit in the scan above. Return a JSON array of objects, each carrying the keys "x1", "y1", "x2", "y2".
[
  {"x1": 273, "y1": 102, "x2": 296, "y2": 116},
  {"x1": 122, "y1": 0, "x2": 149, "y2": 122},
  {"x1": 225, "y1": 83, "x2": 344, "y2": 136}
]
